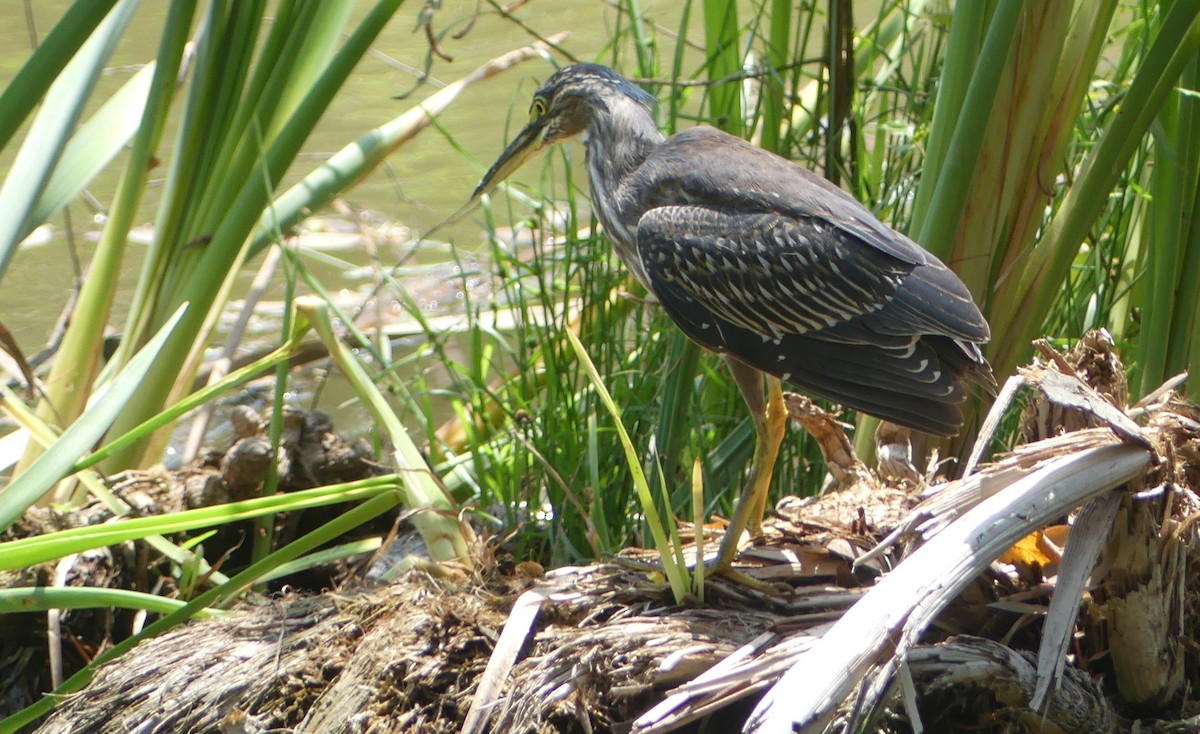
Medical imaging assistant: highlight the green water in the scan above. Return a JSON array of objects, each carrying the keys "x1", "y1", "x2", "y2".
[{"x1": 0, "y1": 0, "x2": 699, "y2": 351}]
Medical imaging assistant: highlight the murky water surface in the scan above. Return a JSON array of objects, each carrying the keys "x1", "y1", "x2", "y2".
[{"x1": 0, "y1": 1, "x2": 708, "y2": 352}]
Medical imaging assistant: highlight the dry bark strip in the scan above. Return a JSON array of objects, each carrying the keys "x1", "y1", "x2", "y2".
[
  {"x1": 744, "y1": 439, "x2": 1152, "y2": 733},
  {"x1": 907, "y1": 636, "x2": 1119, "y2": 731}
]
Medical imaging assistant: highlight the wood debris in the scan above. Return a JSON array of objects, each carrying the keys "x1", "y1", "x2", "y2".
[{"x1": 18, "y1": 332, "x2": 1200, "y2": 733}]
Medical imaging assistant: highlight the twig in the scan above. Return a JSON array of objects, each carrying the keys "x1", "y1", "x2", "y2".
[
  {"x1": 462, "y1": 589, "x2": 549, "y2": 734},
  {"x1": 782, "y1": 392, "x2": 874, "y2": 489}
]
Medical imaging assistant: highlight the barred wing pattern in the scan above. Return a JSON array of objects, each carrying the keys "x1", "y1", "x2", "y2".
[{"x1": 638, "y1": 204, "x2": 992, "y2": 436}]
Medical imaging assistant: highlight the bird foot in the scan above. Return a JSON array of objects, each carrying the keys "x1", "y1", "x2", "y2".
[
  {"x1": 613, "y1": 546, "x2": 787, "y2": 594},
  {"x1": 705, "y1": 562, "x2": 785, "y2": 594}
]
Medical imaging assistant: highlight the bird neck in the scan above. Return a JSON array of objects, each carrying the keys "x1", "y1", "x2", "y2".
[
  {"x1": 580, "y1": 98, "x2": 664, "y2": 287},
  {"x1": 581, "y1": 100, "x2": 664, "y2": 203}
]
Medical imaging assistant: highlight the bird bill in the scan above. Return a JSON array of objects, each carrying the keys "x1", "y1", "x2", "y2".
[{"x1": 470, "y1": 121, "x2": 546, "y2": 202}]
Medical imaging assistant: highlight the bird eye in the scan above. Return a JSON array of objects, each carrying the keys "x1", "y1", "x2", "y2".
[{"x1": 529, "y1": 98, "x2": 547, "y2": 120}]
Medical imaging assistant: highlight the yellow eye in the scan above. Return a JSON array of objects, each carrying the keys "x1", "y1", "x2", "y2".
[{"x1": 529, "y1": 98, "x2": 547, "y2": 121}]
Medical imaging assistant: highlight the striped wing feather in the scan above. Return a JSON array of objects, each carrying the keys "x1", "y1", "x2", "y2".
[{"x1": 630, "y1": 134, "x2": 994, "y2": 434}]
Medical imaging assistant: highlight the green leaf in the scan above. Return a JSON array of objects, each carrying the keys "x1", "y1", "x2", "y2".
[
  {"x1": 0, "y1": 475, "x2": 400, "y2": 571},
  {"x1": 0, "y1": 304, "x2": 185, "y2": 533},
  {"x1": 26, "y1": 61, "x2": 156, "y2": 231},
  {"x1": 0, "y1": 586, "x2": 224, "y2": 618},
  {"x1": 565, "y1": 328, "x2": 688, "y2": 603},
  {"x1": 0, "y1": 0, "x2": 140, "y2": 280},
  {"x1": 0, "y1": 0, "x2": 120, "y2": 153}
]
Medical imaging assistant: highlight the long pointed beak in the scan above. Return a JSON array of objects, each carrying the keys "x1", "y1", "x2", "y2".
[{"x1": 469, "y1": 120, "x2": 547, "y2": 203}]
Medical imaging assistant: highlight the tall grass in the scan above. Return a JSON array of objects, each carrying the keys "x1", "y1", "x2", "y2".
[
  {"x1": 1, "y1": 0, "x2": 1198, "y2": 723},
  {"x1": 4, "y1": 0, "x2": 1193, "y2": 579},
  {"x1": 420, "y1": 0, "x2": 1199, "y2": 563},
  {"x1": 0, "y1": 3, "x2": 527, "y2": 720}
]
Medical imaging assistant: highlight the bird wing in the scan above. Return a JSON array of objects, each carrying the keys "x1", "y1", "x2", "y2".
[
  {"x1": 628, "y1": 128, "x2": 995, "y2": 433},
  {"x1": 637, "y1": 205, "x2": 994, "y2": 433},
  {"x1": 636, "y1": 128, "x2": 930, "y2": 263},
  {"x1": 629, "y1": 127, "x2": 991, "y2": 344},
  {"x1": 637, "y1": 205, "x2": 906, "y2": 343}
]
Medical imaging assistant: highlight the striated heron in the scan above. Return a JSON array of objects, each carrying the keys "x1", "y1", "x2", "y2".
[{"x1": 471, "y1": 64, "x2": 995, "y2": 569}]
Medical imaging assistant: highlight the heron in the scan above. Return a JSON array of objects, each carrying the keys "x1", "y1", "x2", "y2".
[{"x1": 471, "y1": 63, "x2": 994, "y2": 570}]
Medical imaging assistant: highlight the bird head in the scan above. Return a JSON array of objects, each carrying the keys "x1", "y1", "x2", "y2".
[{"x1": 470, "y1": 63, "x2": 655, "y2": 201}]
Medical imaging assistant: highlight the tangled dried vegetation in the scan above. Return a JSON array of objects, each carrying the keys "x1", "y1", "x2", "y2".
[{"x1": 15, "y1": 331, "x2": 1200, "y2": 733}]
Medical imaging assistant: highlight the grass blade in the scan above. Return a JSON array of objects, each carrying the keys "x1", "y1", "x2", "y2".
[{"x1": 0, "y1": 305, "x2": 187, "y2": 533}]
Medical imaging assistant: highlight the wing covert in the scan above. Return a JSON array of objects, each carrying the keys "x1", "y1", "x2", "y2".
[{"x1": 638, "y1": 205, "x2": 906, "y2": 345}]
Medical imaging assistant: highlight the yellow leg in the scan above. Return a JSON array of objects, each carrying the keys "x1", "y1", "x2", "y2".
[
  {"x1": 714, "y1": 360, "x2": 788, "y2": 570},
  {"x1": 749, "y1": 375, "x2": 787, "y2": 529}
]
